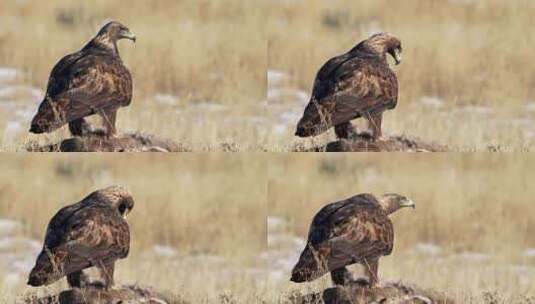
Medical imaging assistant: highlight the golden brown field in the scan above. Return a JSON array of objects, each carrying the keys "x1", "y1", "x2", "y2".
[
  {"x1": 267, "y1": 154, "x2": 535, "y2": 303},
  {"x1": 267, "y1": 0, "x2": 535, "y2": 151},
  {"x1": 0, "y1": 154, "x2": 267, "y2": 303},
  {"x1": 0, "y1": 0, "x2": 266, "y2": 151}
]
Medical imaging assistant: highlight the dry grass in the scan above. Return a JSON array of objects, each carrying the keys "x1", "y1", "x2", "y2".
[
  {"x1": 4, "y1": 1, "x2": 533, "y2": 150},
  {"x1": 0, "y1": 154, "x2": 267, "y2": 303},
  {"x1": 267, "y1": 154, "x2": 535, "y2": 302},
  {"x1": 0, "y1": 0, "x2": 267, "y2": 151},
  {"x1": 267, "y1": 0, "x2": 535, "y2": 151}
]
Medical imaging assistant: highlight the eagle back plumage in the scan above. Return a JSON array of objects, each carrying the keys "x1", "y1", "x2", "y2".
[
  {"x1": 31, "y1": 35, "x2": 133, "y2": 133},
  {"x1": 30, "y1": 195, "x2": 130, "y2": 286},
  {"x1": 292, "y1": 194, "x2": 394, "y2": 282},
  {"x1": 308, "y1": 194, "x2": 393, "y2": 251},
  {"x1": 296, "y1": 36, "x2": 399, "y2": 137}
]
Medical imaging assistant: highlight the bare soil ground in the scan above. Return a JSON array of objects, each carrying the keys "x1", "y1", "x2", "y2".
[
  {"x1": 285, "y1": 280, "x2": 454, "y2": 304},
  {"x1": 23, "y1": 285, "x2": 182, "y2": 304},
  {"x1": 293, "y1": 134, "x2": 448, "y2": 152},
  {"x1": 25, "y1": 132, "x2": 188, "y2": 152}
]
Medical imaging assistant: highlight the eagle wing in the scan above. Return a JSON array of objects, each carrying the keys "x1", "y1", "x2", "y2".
[
  {"x1": 296, "y1": 51, "x2": 398, "y2": 136},
  {"x1": 292, "y1": 194, "x2": 393, "y2": 282},
  {"x1": 31, "y1": 205, "x2": 130, "y2": 285},
  {"x1": 33, "y1": 50, "x2": 132, "y2": 130}
]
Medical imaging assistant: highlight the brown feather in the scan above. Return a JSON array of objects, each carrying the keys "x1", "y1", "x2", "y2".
[
  {"x1": 28, "y1": 186, "x2": 133, "y2": 288},
  {"x1": 291, "y1": 194, "x2": 394, "y2": 283},
  {"x1": 295, "y1": 33, "x2": 401, "y2": 139},
  {"x1": 30, "y1": 22, "x2": 134, "y2": 136}
]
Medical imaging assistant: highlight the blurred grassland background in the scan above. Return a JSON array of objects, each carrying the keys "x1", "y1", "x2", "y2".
[
  {"x1": 0, "y1": 154, "x2": 267, "y2": 303},
  {"x1": 0, "y1": 0, "x2": 267, "y2": 151},
  {"x1": 267, "y1": 0, "x2": 535, "y2": 151},
  {"x1": 267, "y1": 154, "x2": 535, "y2": 302}
]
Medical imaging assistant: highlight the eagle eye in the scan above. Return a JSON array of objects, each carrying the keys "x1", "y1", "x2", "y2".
[{"x1": 118, "y1": 202, "x2": 127, "y2": 215}]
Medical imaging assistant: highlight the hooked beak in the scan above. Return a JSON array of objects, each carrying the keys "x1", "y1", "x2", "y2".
[
  {"x1": 400, "y1": 199, "x2": 415, "y2": 209},
  {"x1": 393, "y1": 48, "x2": 402, "y2": 65},
  {"x1": 121, "y1": 31, "x2": 136, "y2": 43}
]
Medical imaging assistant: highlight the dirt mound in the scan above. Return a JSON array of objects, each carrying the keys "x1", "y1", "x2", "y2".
[
  {"x1": 24, "y1": 285, "x2": 185, "y2": 304},
  {"x1": 26, "y1": 133, "x2": 189, "y2": 152},
  {"x1": 296, "y1": 134, "x2": 448, "y2": 152},
  {"x1": 286, "y1": 280, "x2": 454, "y2": 304}
]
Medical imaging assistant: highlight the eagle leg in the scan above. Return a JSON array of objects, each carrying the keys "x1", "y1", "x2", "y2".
[
  {"x1": 66, "y1": 270, "x2": 90, "y2": 289},
  {"x1": 100, "y1": 109, "x2": 118, "y2": 138},
  {"x1": 96, "y1": 261, "x2": 115, "y2": 290},
  {"x1": 367, "y1": 113, "x2": 383, "y2": 140},
  {"x1": 68, "y1": 118, "x2": 93, "y2": 137},
  {"x1": 330, "y1": 267, "x2": 353, "y2": 286},
  {"x1": 334, "y1": 121, "x2": 357, "y2": 139},
  {"x1": 363, "y1": 257, "x2": 379, "y2": 287}
]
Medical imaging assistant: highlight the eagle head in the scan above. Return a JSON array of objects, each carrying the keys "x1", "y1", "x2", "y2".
[
  {"x1": 94, "y1": 185, "x2": 135, "y2": 218},
  {"x1": 386, "y1": 40, "x2": 402, "y2": 65},
  {"x1": 364, "y1": 32, "x2": 402, "y2": 65},
  {"x1": 97, "y1": 21, "x2": 136, "y2": 43},
  {"x1": 378, "y1": 193, "x2": 415, "y2": 215}
]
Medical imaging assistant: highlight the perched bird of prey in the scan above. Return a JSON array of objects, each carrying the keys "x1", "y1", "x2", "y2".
[
  {"x1": 295, "y1": 33, "x2": 402, "y2": 140},
  {"x1": 30, "y1": 21, "x2": 136, "y2": 138},
  {"x1": 291, "y1": 193, "x2": 414, "y2": 287},
  {"x1": 28, "y1": 186, "x2": 134, "y2": 290}
]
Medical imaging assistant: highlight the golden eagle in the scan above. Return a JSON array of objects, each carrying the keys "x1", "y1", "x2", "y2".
[
  {"x1": 295, "y1": 33, "x2": 402, "y2": 140},
  {"x1": 29, "y1": 21, "x2": 136, "y2": 137},
  {"x1": 291, "y1": 193, "x2": 414, "y2": 287},
  {"x1": 28, "y1": 186, "x2": 134, "y2": 290}
]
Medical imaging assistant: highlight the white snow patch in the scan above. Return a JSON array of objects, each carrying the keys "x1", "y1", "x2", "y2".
[
  {"x1": 183, "y1": 254, "x2": 226, "y2": 265},
  {"x1": 268, "y1": 88, "x2": 308, "y2": 104},
  {"x1": 192, "y1": 101, "x2": 228, "y2": 112},
  {"x1": 0, "y1": 219, "x2": 18, "y2": 237},
  {"x1": 152, "y1": 245, "x2": 177, "y2": 258},
  {"x1": 11, "y1": 258, "x2": 35, "y2": 273},
  {"x1": 359, "y1": 167, "x2": 382, "y2": 187},
  {"x1": 420, "y1": 96, "x2": 445, "y2": 109},
  {"x1": 459, "y1": 105, "x2": 493, "y2": 115},
  {"x1": 272, "y1": 124, "x2": 287, "y2": 135},
  {"x1": 524, "y1": 248, "x2": 535, "y2": 258},
  {"x1": 3, "y1": 121, "x2": 23, "y2": 142},
  {"x1": 455, "y1": 252, "x2": 490, "y2": 262},
  {"x1": 154, "y1": 94, "x2": 178, "y2": 106},
  {"x1": 3, "y1": 273, "x2": 21, "y2": 287},
  {"x1": 267, "y1": 216, "x2": 287, "y2": 233},
  {"x1": 279, "y1": 110, "x2": 301, "y2": 125},
  {"x1": 0, "y1": 237, "x2": 40, "y2": 252},
  {"x1": 0, "y1": 68, "x2": 19, "y2": 83},
  {"x1": 267, "y1": 234, "x2": 305, "y2": 249},
  {"x1": 0, "y1": 85, "x2": 42, "y2": 101},
  {"x1": 414, "y1": 243, "x2": 442, "y2": 256},
  {"x1": 268, "y1": 70, "x2": 289, "y2": 87},
  {"x1": 525, "y1": 102, "x2": 535, "y2": 112}
]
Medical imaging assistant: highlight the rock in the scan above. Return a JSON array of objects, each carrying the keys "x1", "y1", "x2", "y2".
[
  {"x1": 24, "y1": 285, "x2": 185, "y2": 304},
  {"x1": 26, "y1": 132, "x2": 190, "y2": 152},
  {"x1": 286, "y1": 281, "x2": 454, "y2": 304},
  {"x1": 297, "y1": 134, "x2": 448, "y2": 152}
]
